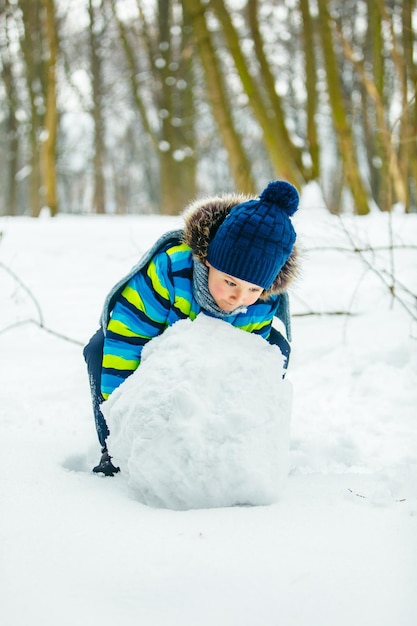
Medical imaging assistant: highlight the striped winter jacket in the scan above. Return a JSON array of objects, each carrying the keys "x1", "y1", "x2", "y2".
[{"x1": 100, "y1": 193, "x2": 299, "y2": 399}]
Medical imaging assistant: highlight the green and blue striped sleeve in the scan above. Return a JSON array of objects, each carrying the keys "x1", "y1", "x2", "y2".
[{"x1": 101, "y1": 250, "x2": 174, "y2": 399}]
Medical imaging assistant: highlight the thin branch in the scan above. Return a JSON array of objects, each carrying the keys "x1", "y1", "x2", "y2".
[
  {"x1": 293, "y1": 311, "x2": 356, "y2": 317},
  {"x1": 0, "y1": 318, "x2": 84, "y2": 346},
  {"x1": 0, "y1": 260, "x2": 44, "y2": 325},
  {"x1": 336, "y1": 215, "x2": 417, "y2": 321},
  {"x1": 1, "y1": 260, "x2": 84, "y2": 346},
  {"x1": 307, "y1": 243, "x2": 417, "y2": 300},
  {"x1": 306, "y1": 244, "x2": 417, "y2": 253}
]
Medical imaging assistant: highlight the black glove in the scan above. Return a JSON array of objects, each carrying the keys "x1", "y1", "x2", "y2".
[{"x1": 93, "y1": 447, "x2": 120, "y2": 477}]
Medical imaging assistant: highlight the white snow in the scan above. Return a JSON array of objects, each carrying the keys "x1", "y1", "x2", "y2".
[{"x1": 1, "y1": 191, "x2": 417, "y2": 625}]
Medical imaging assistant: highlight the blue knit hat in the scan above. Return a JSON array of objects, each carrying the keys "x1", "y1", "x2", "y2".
[{"x1": 207, "y1": 180, "x2": 299, "y2": 290}]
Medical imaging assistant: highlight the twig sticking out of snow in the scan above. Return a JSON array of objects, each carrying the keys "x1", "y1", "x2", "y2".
[{"x1": 0, "y1": 260, "x2": 84, "y2": 346}]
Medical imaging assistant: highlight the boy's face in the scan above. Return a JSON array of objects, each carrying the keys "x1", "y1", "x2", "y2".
[{"x1": 205, "y1": 262, "x2": 263, "y2": 312}]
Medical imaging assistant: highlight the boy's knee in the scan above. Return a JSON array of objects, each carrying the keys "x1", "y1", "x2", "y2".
[{"x1": 83, "y1": 327, "x2": 105, "y2": 365}]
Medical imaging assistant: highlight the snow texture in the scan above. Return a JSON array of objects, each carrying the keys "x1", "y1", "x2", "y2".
[
  {"x1": 102, "y1": 314, "x2": 292, "y2": 509},
  {"x1": 1, "y1": 183, "x2": 417, "y2": 626}
]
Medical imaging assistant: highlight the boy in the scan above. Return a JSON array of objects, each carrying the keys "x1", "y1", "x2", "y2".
[{"x1": 84, "y1": 180, "x2": 300, "y2": 475}]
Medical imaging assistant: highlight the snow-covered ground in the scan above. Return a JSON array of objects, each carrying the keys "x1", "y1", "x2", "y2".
[{"x1": 1, "y1": 188, "x2": 416, "y2": 626}]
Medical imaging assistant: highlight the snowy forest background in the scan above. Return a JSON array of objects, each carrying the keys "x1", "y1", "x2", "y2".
[{"x1": 1, "y1": 0, "x2": 416, "y2": 218}]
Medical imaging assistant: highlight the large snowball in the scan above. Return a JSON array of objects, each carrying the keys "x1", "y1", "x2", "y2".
[{"x1": 102, "y1": 314, "x2": 292, "y2": 510}]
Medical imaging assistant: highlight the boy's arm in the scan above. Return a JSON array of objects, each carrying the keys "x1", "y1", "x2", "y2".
[
  {"x1": 101, "y1": 251, "x2": 173, "y2": 398},
  {"x1": 274, "y1": 291, "x2": 292, "y2": 341}
]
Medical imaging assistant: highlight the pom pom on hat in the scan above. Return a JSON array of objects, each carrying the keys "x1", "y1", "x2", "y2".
[
  {"x1": 207, "y1": 180, "x2": 299, "y2": 290},
  {"x1": 259, "y1": 180, "x2": 299, "y2": 216}
]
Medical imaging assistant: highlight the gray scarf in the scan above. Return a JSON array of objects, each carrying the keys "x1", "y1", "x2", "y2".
[{"x1": 192, "y1": 259, "x2": 247, "y2": 318}]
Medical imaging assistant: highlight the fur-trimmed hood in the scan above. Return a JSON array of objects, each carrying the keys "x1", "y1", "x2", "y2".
[{"x1": 182, "y1": 193, "x2": 300, "y2": 298}]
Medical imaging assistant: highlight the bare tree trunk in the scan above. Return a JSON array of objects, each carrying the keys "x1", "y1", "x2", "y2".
[
  {"x1": 113, "y1": 0, "x2": 198, "y2": 214},
  {"x1": 248, "y1": 0, "x2": 305, "y2": 184},
  {"x1": 88, "y1": 0, "x2": 106, "y2": 214},
  {"x1": 399, "y1": 0, "x2": 416, "y2": 212},
  {"x1": 317, "y1": 0, "x2": 370, "y2": 214},
  {"x1": 175, "y1": 4, "x2": 197, "y2": 205},
  {"x1": 372, "y1": 0, "x2": 410, "y2": 209},
  {"x1": 362, "y1": 0, "x2": 390, "y2": 210},
  {"x1": 157, "y1": 0, "x2": 196, "y2": 215},
  {"x1": 182, "y1": 0, "x2": 255, "y2": 194},
  {"x1": 40, "y1": 0, "x2": 58, "y2": 216},
  {"x1": 1, "y1": 8, "x2": 19, "y2": 215},
  {"x1": 20, "y1": 0, "x2": 44, "y2": 217},
  {"x1": 209, "y1": 0, "x2": 304, "y2": 187},
  {"x1": 299, "y1": 0, "x2": 320, "y2": 181},
  {"x1": 337, "y1": 1, "x2": 411, "y2": 212},
  {"x1": 112, "y1": 0, "x2": 159, "y2": 208}
]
